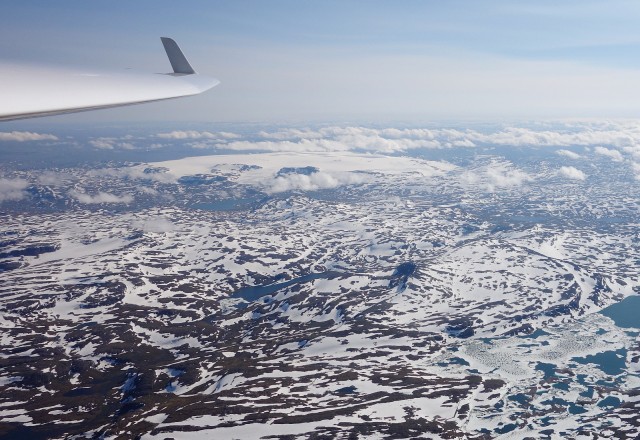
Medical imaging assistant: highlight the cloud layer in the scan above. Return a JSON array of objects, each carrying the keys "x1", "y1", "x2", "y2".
[
  {"x1": 157, "y1": 131, "x2": 240, "y2": 140},
  {"x1": 135, "y1": 217, "x2": 176, "y2": 233},
  {"x1": 559, "y1": 166, "x2": 587, "y2": 180},
  {"x1": 594, "y1": 146, "x2": 624, "y2": 162},
  {"x1": 69, "y1": 190, "x2": 133, "y2": 204},
  {"x1": 268, "y1": 171, "x2": 368, "y2": 193},
  {"x1": 150, "y1": 122, "x2": 640, "y2": 156},
  {"x1": 89, "y1": 137, "x2": 135, "y2": 150},
  {"x1": 556, "y1": 149, "x2": 581, "y2": 159},
  {"x1": 0, "y1": 178, "x2": 29, "y2": 202},
  {"x1": 462, "y1": 161, "x2": 533, "y2": 192},
  {"x1": 0, "y1": 131, "x2": 58, "y2": 142}
]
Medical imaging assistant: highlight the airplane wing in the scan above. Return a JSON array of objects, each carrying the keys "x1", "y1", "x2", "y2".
[{"x1": 0, "y1": 37, "x2": 219, "y2": 121}]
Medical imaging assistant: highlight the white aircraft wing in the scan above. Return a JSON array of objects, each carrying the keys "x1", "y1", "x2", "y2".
[{"x1": 0, "y1": 37, "x2": 219, "y2": 121}]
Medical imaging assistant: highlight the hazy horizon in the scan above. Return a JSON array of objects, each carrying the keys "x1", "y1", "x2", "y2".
[{"x1": 4, "y1": 0, "x2": 640, "y2": 124}]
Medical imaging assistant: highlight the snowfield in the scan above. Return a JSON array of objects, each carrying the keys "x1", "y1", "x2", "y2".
[{"x1": 0, "y1": 124, "x2": 639, "y2": 439}]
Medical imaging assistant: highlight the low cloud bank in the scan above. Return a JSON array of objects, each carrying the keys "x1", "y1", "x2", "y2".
[
  {"x1": 556, "y1": 149, "x2": 581, "y2": 159},
  {"x1": 594, "y1": 146, "x2": 624, "y2": 162},
  {"x1": 462, "y1": 161, "x2": 533, "y2": 192},
  {"x1": 69, "y1": 190, "x2": 133, "y2": 204},
  {"x1": 152, "y1": 122, "x2": 640, "y2": 156},
  {"x1": 157, "y1": 131, "x2": 240, "y2": 140},
  {"x1": 268, "y1": 171, "x2": 368, "y2": 193},
  {"x1": 0, "y1": 131, "x2": 58, "y2": 142},
  {"x1": 88, "y1": 167, "x2": 176, "y2": 184},
  {"x1": 134, "y1": 217, "x2": 175, "y2": 233},
  {"x1": 559, "y1": 166, "x2": 587, "y2": 180},
  {"x1": 0, "y1": 178, "x2": 29, "y2": 202},
  {"x1": 89, "y1": 137, "x2": 135, "y2": 150}
]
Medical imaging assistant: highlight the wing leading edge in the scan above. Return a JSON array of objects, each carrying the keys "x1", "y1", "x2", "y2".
[{"x1": 0, "y1": 37, "x2": 218, "y2": 121}]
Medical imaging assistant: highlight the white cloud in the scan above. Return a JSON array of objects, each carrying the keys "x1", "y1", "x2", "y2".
[
  {"x1": 0, "y1": 178, "x2": 29, "y2": 202},
  {"x1": 221, "y1": 127, "x2": 448, "y2": 153},
  {"x1": 222, "y1": 139, "x2": 344, "y2": 153},
  {"x1": 189, "y1": 142, "x2": 215, "y2": 149},
  {"x1": 156, "y1": 131, "x2": 240, "y2": 140},
  {"x1": 37, "y1": 171, "x2": 72, "y2": 186},
  {"x1": 135, "y1": 217, "x2": 175, "y2": 233},
  {"x1": 204, "y1": 123, "x2": 640, "y2": 155},
  {"x1": 622, "y1": 145, "x2": 640, "y2": 159},
  {"x1": 258, "y1": 128, "x2": 325, "y2": 140},
  {"x1": 556, "y1": 149, "x2": 581, "y2": 159},
  {"x1": 486, "y1": 168, "x2": 533, "y2": 189},
  {"x1": 594, "y1": 146, "x2": 624, "y2": 162},
  {"x1": 89, "y1": 137, "x2": 135, "y2": 150},
  {"x1": 88, "y1": 167, "x2": 176, "y2": 184},
  {"x1": 0, "y1": 131, "x2": 58, "y2": 142},
  {"x1": 558, "y1": 166, "x2": 587, "y2": 180},
  {"x1": 69, "y1": 189, "x2": 133, "y2": 204},
  {"x1": 462, "y1": 161, "x2": 533, "y2": 192},
  {"x1": 89, "y1": 138, "x2": 115, "y2": 149},
  {"x1": 267, "y1": 171, "x2": 369, "y2": 193},
  {"x1": 150, "y1": 123, "x2": 640, "y2": 156}
]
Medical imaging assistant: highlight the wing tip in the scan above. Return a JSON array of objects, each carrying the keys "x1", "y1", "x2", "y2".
[{"x1": 161, "y1": 37, "x2": 196, "y2": 75}]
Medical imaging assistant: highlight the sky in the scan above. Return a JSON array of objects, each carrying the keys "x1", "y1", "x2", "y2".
[{"x1": 3, "y1": 0, "x2": 640, "y2": 124}]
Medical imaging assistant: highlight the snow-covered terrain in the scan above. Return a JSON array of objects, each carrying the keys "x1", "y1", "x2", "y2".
[{"x1": 0, "y1": 123, "x2": 639, "y2": 439}]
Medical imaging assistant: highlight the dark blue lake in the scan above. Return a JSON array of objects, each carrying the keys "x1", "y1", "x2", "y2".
[
  {"x1": 572, "y1": 348, "x2": 627, "y2": 376},
  {"x1": 191, "y1": 197, "x2": 260, "y2": 211},
  {"x1": 232, "y1": 272, "x2": 340, "y2": 303},
  {"x1": 600, "y1": 295, "x2": 640, "y2": 329}
]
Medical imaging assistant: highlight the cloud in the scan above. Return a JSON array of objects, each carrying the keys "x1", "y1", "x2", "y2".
[
  {"x1": 222, "y1": 139, "x2": 346, "y2": 153},
  {"x1": 69, "y1": 189, "x2": 133, "y2": 204},
  {"x1": 89, "y1": 138, "x2": 116, "y2": 149},
  {"x1": 622, "y1": 145, "x2": 640, "y2": 159},
  {"x1": 149, "y1": 123, "x2": 640, "y2": 156},
  {"x1": 462, "y1": 161, "x2": 533, "y2": 192},
  {"x1": 257, "y1": 128, "x2": 325, "y2": 140},
  {"x1": 556, "y1": 149, "x2": 581, "y2": 159},
  {"x1": 558, "y1": 166, "x2": 587, "y2": 180},
  {"x1": 135, "y1": 217, "x2": 175, "y2": 233},
  {"x1": 267, "y1": 171, "x2": 368, "y2": 193},
  {"x1": 466, "y1": 126, "x2": 640, "y2": 148},
  {"x1": 37, "y1": 171, "x2": 72, "y2": 186},
  {"x1": 486, "y1": 168, "x2": 533, "y2": 189},
  {"x1": 594, "y1": 146, "x2": 624, "y2": 162},
  {"x1": 0, "y1": 178, "x2": 29, "y2": 202},
  {"x1": 156, "y1": 131, "x2": 240, "y2": 140},
  {"x1": 221, "y1": 128, "x2": 448, "y2": 153},
  {"x1": 0, "y1": 131, "x2": 58, "y2": 142},
  {"x1": 89, "y1": 137, "x2": 135, "y2": 150},
  {"x1": 189, "y1": 142, "x2": 215, "y2": 149},
  {"x1": 202, "y1": 123, "x2": 640, "y2": 155},
  {"x1": 88, "y1": 167, "x2": 176, "y2": 183}
]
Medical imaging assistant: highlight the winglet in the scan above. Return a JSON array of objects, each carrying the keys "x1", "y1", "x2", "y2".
[{"x1": 161, "y1": 37, "x2": 196, "y2": 74}]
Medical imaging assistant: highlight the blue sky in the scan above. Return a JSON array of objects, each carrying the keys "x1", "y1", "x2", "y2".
[{"x1": 3, "y1": 0, "x2": 640, "y2": 123}]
